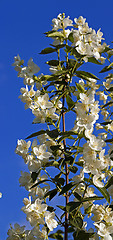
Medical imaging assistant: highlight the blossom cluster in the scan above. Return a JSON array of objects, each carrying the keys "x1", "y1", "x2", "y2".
[
  {"x1": 52, "y1": 13, "x2": 106, "y2": 62},
  {"x1": 7, "y1": 223, "x2": 48, "y2": 240},
  {"x1": 8, "y1": 12, "x2": 113, "y2": 240},
  {"x1": 92, "y1": 205, "x2": 113, "y2": 240},
  {"x1": 13, "y1": 56, "x2": 61, "y2": 124},
  {"x1": 72, "y1": 81, "x2": 113, "y2": 188}
]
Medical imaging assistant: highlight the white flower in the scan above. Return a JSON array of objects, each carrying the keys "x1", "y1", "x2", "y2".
[
  {"x1": 25, "y1": 231, "x2": 36, "y2": 240},
  {"x1": 22, "y1": 198, "x2": 47, "y2": 226},
  {"x1": 93, "y1": 174, "x2": 104, "y2": 188},
  {"x1": 91, "y1": 204, "x2": 105, "y2": 223},
  {"x1": 31, "y1": 198, "x2": 47, "y2": 214},
  {"x1": 85, "y1": 187, "x2": 96, "y2": 198},
  {"x1": 46, "y1": 108, "x2": 59, "y2": 121},
  {"x1": 108, "y1": 122, "x2": 113, "y2": 132},
  {"x1": 89, "y1": 135, "x2": 105, "y2": 151},
  {"x1": 32, "y1": 226, "x2": 47, "y2": 240},
  {"x1": 95, "y1": 222, "x2": 113, "y2": 240},
  {"x1": 19, "y1": 171, "x2": 33, "y2": 190},
  {"x1": 32, "y1": 144, "x2": 52, "y2": 161},
  {"x1": 52, "y1": 13, "x2": 73, "y2": 30},
  {"x1": 19, "y1": 58, "x2": 40, "y2": 79},
  {"x1": 76, "y1": 113, "x2": 95, "y2": 130},
  {"x1": 72, "y1": 169, "x2": 84, "y2": 183},
  {"x1": 29, "y1": 185, "x2": 49, "y2": 200},
  {"x1": 19, "y1": 85, "x2": 35, "y2": 109},
  {"x1": 97, "y1": 91, "x2": 108, "y2": 104},
  {"x1": 32, "y1": 109, "x2": 46, "y2": 124},
  {"x1": 7, "y1": 223, "x2": 26, "y2": 239},
  {"x1": 85, "y1": 129, "x2": 93, "y2": 139},
  {"x1": 12, "y1": 54, "x2": 23, "y2": 67},
  {"x1": 28, "y1": 160, "x2": 41, "y2": 172},
  {"x1": 15, "y1": 139, "x2": 31, "y2": 156},
  {"x1": 74, "y1": 16, "x2": 86, "y2": 26},
  {"x1": 76, "y1": 41, "x2": 87, "y2": 55},
  {"x1": 52, "y1": 96, "x2": 62, "y2": 109},
  {"x1": 45, "y1": 211, "x2": 58, "y2": 231},
  {"x1": 108, "y1": 185, "x2": 113, "y2": 199},
  {"x1": 80, "y1": 90, "x2": 95, "y2": 104},
  {"x1": 35, "y1": 93, "x2": 53, "y2": 110},
  {"x1": 78, "y1": 22, "x2": 92, "y2": 35}
]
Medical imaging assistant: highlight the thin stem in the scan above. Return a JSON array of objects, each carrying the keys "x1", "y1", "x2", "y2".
[{"x1": 62, "y1": 86, "x2": 69, "y2": 240}]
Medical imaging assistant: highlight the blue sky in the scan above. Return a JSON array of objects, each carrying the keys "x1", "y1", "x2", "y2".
[{"x1": 0, "y1": 0, "x2": 113, "y2": 239}]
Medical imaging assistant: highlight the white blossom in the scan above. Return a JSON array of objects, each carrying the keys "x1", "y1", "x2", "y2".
[
  {"x1": 15, "y1": 139, "x2": 31, "y2": 156},
  {"x1": 44, "y1": 211, "x2": 58, "y2": 231}
]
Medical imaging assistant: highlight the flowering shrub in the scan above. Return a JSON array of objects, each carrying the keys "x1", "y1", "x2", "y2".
[{"x1": 7, "y1": 13, "x2": 113, "y2": 239}]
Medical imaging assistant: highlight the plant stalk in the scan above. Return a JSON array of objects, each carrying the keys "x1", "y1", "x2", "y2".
[{"x1": 62, "y1": 85, "x2": 69, "y2": 240}]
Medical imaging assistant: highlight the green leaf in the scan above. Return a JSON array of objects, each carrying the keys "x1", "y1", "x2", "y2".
[
  {"x1": 76, "y1": 71, "x2": 99, "y2": 81},
  {"x1": 96, "y1": 186, "x2": 110, "y2": 203},
  {"x1": 52, "y1": 177, "x2": 65, "y2": 186},
  {"x1": 105, "y1": 138, "x2": 113, "y2": 143},
  {"x1": 99, "y1": 65, "x2": 113, "y2": 73},
  {"x1": 71, "y1": 48, "x2": 85, "y2": 60},
  {"x1": 59, "y1": 183, "x2": 75, "y2": 195},
  {"x1": 26, "y1": 129, "x2": 60, "y2": 140},
  {"x1": 31, "y1": 172, "x2": 39, "y2": 183},
  {"x1": 88, "y1": 57, "x2": 102, "y2": 65},
  {"x1": 105, "y1": 73, "x2": 113, "y2": 79},
  {"x1": 85, "y1": 204, "x2": 93, "y2": 214},
  {"x1": 107, "y1": 87, "x2": 113, "y2": 91},
  {"x1": 52, "y1": 69, "x2": 69, "y2": 77},
  {"x1": 44, "y1": 188, "x2": 58, "y2": 201},
  {"x1": 105, "y1": 176, "x2": 113, "y2": 189},
  {"x1": 68, "y1": 32, "x2": 74, "y2": 43},
  {"x1": 102, "y1": 46, "x2": 111, "y2": 53},
  {"x1": 73, "y1": 230, "x2": 94, "y2": 240},
  {"x1": 73, "y1": 192, "x2": 82, "y2": 201},
  {"x1": 82, "y1": 196, "x2": 104, "y2": 202},
  {"x1": 47, "y1": 206, "x2": 55, "y2": 212},
  {"x1": 49, "y1": 231, "x2": 63, "y2": 240},
  {"x1": 46, "y1": 129, "x2": 59, "y2": 139},
  {"x1": 31, "y1": 179, "x2": 50, "y2": 189},
  {"x1": 50, "y1": 145, "x2": 61, "y2": 151},
  {"x1": 66, "y1": 95, "x2": 75, "y2": 109},
  {"x1": 68, "y1": 166, "x2": 78, "y2": 174},
  {"x1": 46, "y1": 60, "x2": 64, "y2": 66},
  {"x1": 26, "y1": 130, "x2": 46, "y2": 139},
  {"x1": 68, "y1": 86, "x2": 76, "y2": 93},
  {"x1": 60, "y1": 131, "x2": 78, "y2": 136},
  {"x1": 65, "y1": 45, "x2": 73, "y2": 53},
  {"x1": 47, "y1": 31, "x2": 64, "y2": 38},
  {"x1": 75, "y1": 161, "x2": 84, "y2": 167},
  {"x1": 57, "y1": 135, "x2": 75, "y2": 144},
  {"x1": 76, "y1": 83, "x2": 85, "y2": 93},
  {"x1": 57, "y1": 205, "x2": 66, "y2": 211},
  {"x1": 65, "y1": 156, "x2": 75, "y2": 165},
  {"x1": 68, "y1": 227, "x2": 75, "y2": 233},
  {"x1": 46, "y1": 60, "x2": 59, "y2": 66},
  {"x1": 54, "y1": 44, "x2": 66, "y2": 49},
  {"x1": 101, "y1": 121, "x2": 112, "y2": 125},
  {"x1": 52, "y1": 161, "x2": 60, "y2": 168},
  {"x1": 42, "y1": 161, "x2": 55, "y2": 167},
  {"x1": 40, "y1": 47, "x2": 57, "y2": 54},
  {"x1": 66, "y1": 202, "x2": 81, "y2": 214},
  {"x1": 54, "y1": 91, "x2": 67, "y2": 107},
  {"x1": 101, "y1": 101, "x2": 113, "y2": 109},
  {"x1": 44, "y1": 30, "x2": 56, "y2": 35},
  {"x1": 70, "y1": 216, "x2": 83, "y2": 229}
]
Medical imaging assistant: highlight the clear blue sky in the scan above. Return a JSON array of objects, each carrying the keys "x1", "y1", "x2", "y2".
[{"x1": 0, "y1": 0, "x2": 113, "y2": 239}]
